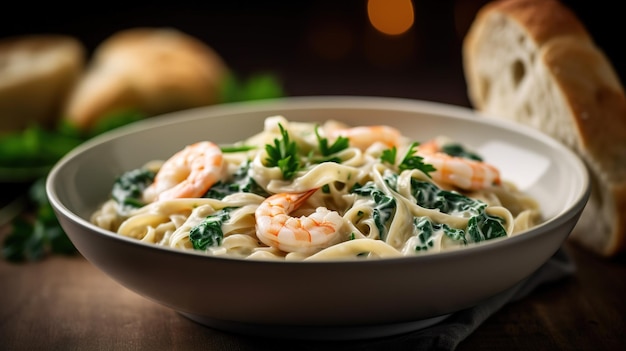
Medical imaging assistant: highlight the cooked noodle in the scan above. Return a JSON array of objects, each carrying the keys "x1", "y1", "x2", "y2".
[{"x1": 91, "y1": 116, "x2": 540, "y2": 261}]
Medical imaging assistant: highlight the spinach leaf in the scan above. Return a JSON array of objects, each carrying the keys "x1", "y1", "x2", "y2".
[
  {"x1": 408, "y1": 179, "x2": 507, "y2": 248},
  {"x1": 440, "y1": 143, "x2": 483, "y2": 161},
  {"x1": 112, "y1": 168, "x2": 156, "y2": 213},
  {"x1": 467, "y1": 212, "x2": 507, "y2": 242},
  {"x1": 189, "y1": 208, "x2": 233, "y2": 250},
  {"x1": 410, "y1": 179, "x2": 486, "y2": 216},
  {"x1": 351, "y1": 182, "x2": 396, "y2": 240},
  {"x1": 204, "y1": 161, "x2": 269, "y2": 199},
  {"x1": 412, "y1": 216, "x2": 466, "y2": 251}
]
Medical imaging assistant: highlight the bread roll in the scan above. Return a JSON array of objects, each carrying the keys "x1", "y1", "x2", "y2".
[
  {"x1": 0, "y1": 34, "x2": 85, "y2": 133},
  {"x1": 463, "y1": 0, "x2": 626, "y2": 257},
  {"x1": 63, "y1": 27, "x2": 229, "y2": 130}
]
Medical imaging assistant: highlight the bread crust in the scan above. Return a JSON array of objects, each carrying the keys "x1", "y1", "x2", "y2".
[
  {"x1": 484, "y1": 0, "x2": 590, "y2": 44},
  {"x1": 463, "y1": 0, "x2": 626, "y2": 257},
  {"x1": 63, "y1": 27, "x2": 229, "y2": 130},
  {"x1": 542, "y1": 38, "x2": 626, "y2": 178}
]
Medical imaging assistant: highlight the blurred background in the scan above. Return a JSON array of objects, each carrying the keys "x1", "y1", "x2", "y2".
[{"x1": 1, "y1": 0, "x2": 621, "y2": 109}]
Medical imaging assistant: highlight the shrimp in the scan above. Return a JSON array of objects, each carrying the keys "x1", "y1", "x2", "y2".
[
  {"x1": 143, "y1": 141, "x2": 225, "y2": 202},
  {"x1": 416, "y1": 139, "x2": 501, "y2": 191},
  {"x1": 255, "y1": 189, "x2": 345, "y2": 255},
  {"x1": 325, "y1": 124, "x2": 403, "y2": 150}
]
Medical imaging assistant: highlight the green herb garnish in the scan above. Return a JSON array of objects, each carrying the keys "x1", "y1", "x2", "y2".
[
  {"x1": 265, "y1": 123, "x2": 301, "y2": 180},
  {"x1": 381, "y1": 142, "x2": 436, "y2": 176},
  {"x1": 399, "y1": 142, "x2": 436, "y2": 175},
  {"x1": 315, "y1": 125, "x2": 349, "y2": 157},
  {"x1": 380, "y1": 147, "x2": 397, "y2": 165},
  {"x1": 219, "y1": 144, "x2": 257, "y2": 153},
  {"x1": 312, "y1": 125, "x2": 350, "y2": 163}
]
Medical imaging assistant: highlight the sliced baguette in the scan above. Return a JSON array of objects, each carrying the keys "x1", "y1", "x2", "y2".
[
  {"x1": 62, "y1": 27, "x2": 229, "y2": 131},
  {"x1": 0, "y1": 34, "x2": 85, "y2": 133},
  {"x1": 463, "y1": 0, "x2": 626, "y2": 257}
]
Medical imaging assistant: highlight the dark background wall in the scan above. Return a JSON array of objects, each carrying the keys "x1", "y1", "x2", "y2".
[{"x1": 1, "y1": 0, "x2": 621, "y2": 108}]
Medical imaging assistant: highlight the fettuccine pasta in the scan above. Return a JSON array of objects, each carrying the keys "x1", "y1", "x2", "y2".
[{"x1": 91, "y1": 116, "x2": 540, "y2": 261}]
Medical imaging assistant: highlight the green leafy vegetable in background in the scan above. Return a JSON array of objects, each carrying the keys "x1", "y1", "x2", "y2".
[
  {"x1": 219, "y1": 72, "x2": 284, "y2": 103},
  {"x1": 2, "y1": 178, "x2": 76, "y2": 262},
  {"x1": 88, "y1": 109, "x2": 146, "y2": 137},
  {"x1": 0, "y1": 123, "x2": 84, "y2": 169},
  {"x1": 0, "y1": 110, "x2": 146, "y2": 178}
]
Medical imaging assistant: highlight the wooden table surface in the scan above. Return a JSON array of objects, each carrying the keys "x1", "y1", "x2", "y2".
[{"x1": 1, "y1": 224, "x2": 625, "y2": 351}]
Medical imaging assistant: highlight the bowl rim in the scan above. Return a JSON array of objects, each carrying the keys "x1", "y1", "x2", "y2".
[{"x1": 46, "y1": 95, "x2": 591, "y2": 265}]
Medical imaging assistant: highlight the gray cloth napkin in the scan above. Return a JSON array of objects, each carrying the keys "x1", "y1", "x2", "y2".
[
  {"x1": 248, "y1": 247, "x2": 575, "y2": 351},
  {"x1": 390, "y1": 247, "x2": 576, "y2": 350}
]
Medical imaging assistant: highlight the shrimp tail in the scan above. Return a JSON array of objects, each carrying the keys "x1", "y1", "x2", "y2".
[{"x1": 290, "y1": 188, "x2": 318, "y2": 209}]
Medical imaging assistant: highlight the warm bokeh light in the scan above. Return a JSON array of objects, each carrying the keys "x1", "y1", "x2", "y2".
[{"x1": 367, "y1": 0, "x2": 415, "y2": 36}]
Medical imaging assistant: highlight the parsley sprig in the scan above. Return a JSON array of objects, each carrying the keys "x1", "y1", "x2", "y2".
[
  {"x1": 314, "y1": 125, "x2": 349, "y2": 163},
  {"x1": 380, "y1": 147, "x2": 397, "y2": 165},
  {"x1": 265, "y1": 123, "x2": 301, "y2": 180},
  {"x1": 316, "y1": 125, "x2": 349, "y2": 156},
  {"x1": 264, "y1": 123, "x2": 352, "y2": 178},
  {"x1": 381, "y1": 142, "x2": 436, "y2": 176}
]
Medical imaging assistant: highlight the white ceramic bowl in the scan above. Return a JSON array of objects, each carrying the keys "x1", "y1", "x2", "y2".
[{"x1": 46, "y1": 96, "x2": 589, "y2": 340}]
